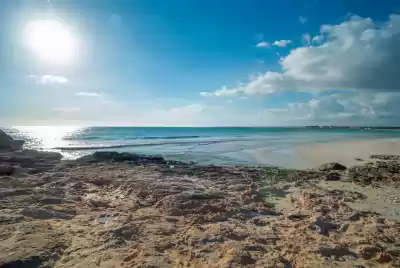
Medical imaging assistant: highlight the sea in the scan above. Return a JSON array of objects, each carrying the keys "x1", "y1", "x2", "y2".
[{"x1": 5, "y1": 126, "x2": 400, "y2": 168}]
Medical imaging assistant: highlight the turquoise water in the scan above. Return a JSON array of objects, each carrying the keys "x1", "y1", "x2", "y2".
[{"x1": 6, "y1": 126, "x2": 400, "y2": 166}]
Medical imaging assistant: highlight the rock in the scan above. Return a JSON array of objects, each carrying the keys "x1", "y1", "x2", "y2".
[
  {"x1": 298, "y1": 191, "x2": 317, "y2": 208},
  {"x1": 244, "y1": 245, "x2": 264, "y2": 251},
  {"x1": 324, "y1": 172, "x2": 341, "y2": 181},
  {"x1": 347, "y1": 211, "x2": 377, "y2": 221},
  {"x1": 39, "y1": 197, "x2": 64, "y2": 204},
  {"x1": 375, "y1": 252, "x2": 392, "y2": 263},
  {"x1": 0, "y1": 165, "x2": 15, "y2": 176},
  {"x1": 387, "y1": 248, "x2": 400, "y2": 258},
  {"x1": 0, "y1": 151, "x2": 61, "y2": 170},
  {"x1": 21, "y1": 149, "x2": 62, "y2": 161},
  {"x1": 0, "y1": 155, "x2": 35, "y2": 167},
  {"x1": 0, "y1": 189, "x2": 31, "y2": 198},
  {"x1": 0, "y1": 214, "x2": 24, "y2": 224},
  {"x1": 370, "y1": 155, "x2": 400, "y2": 161},
  {"x1": 90, "y1": 177, "x2": 112, "y2": 186},
  {"x1": 110, "y1": 224, "x2": 138, "y2": 240},
  {"x1": 310, "y1": 215, "x2": 338, "y2": 235},
  {"x1": 165, "y1": 216, "x2": 180, "y2": 223},
  {"x1": 40, "y1": 173, "x2": 64, "y2": 182},
  {"x1": 181, "y1": 190, "x2": 223, "y2": 200},
  {"x1": 317, "y1": 245, "x2": 357, "y2": 259},
  {"x1": 227, "y1": 250, "x2": 256, "y2": 266},
  {"x1": 155, "y1": 192, "x2": 230, "y2": 216},
  {"x1": 0, "y1": 129, "x2": 25, "y2": 151},
  {"x1": 77, "y1": 151, "x2": 170, "y2": 165},
  {"x1": 344, "y1": 160, "x2": 400, "y2": 185},
  {"x1": 87, "y1": 198, "x2": 110, "y2": 208},
  {"x1": 20, "y1": 207, "x2": 73, "y2": 220},
  {"x1": 319, "y1": 162, "x2": 347, "y2": 171},
  {"x1": 287, "y1": 212, "x2": 308, "y2": 221},
  {"x1": 338, "y1": 223, "x2": 349, "y2": 232},
  {"x1": 356, "y1": 245, "x2": 381, "y2": 259},
  {"x1": 65, "y1": 195, "x2": 82, "y2": 202},
  {"x1": 253, "y1": 231, "x2": 278, "y2": 245},
  {"x1": 0, "y1": 256, "x2": 44, "y2": 268}
]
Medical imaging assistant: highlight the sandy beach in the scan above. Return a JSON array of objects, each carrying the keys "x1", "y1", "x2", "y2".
[
  {"x1": 246, "y1": 138, "x2": 400, "y2": 169},
  {"x1": 297, "y1": 139, "x2": 400, "y2": 168},
  {"x1": 1, "y1": 129, "x2": 400, "y2": 267}
]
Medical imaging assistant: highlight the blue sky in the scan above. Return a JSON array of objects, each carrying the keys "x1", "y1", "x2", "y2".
[{"x1": 0, "y1": 0, "x2": 399, "y2": 126}]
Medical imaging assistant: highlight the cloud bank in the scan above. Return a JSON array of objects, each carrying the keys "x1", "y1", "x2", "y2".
[
  {"x1": 202, "y1": 15, "x2": 400, "y2": 97},
  {"x1": 265, "y1": 92, "x2": 400, "y2": 125}
]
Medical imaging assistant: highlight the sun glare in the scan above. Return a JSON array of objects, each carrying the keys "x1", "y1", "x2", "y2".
[{"x1": 23, "y1": 20, "x2": 77, "y2": 65}]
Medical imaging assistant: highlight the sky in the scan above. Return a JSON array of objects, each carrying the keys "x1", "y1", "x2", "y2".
[{"x1": 0, "y1": 0, "x2": 399, "y2": 126}]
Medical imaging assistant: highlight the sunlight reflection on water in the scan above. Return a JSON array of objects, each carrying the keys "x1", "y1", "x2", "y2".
[{"x1": 11, "y1": 126, "x2": 82, "y2": 150}]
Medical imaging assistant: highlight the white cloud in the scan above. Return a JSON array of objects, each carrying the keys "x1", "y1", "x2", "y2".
[
  {"x1": 76, "y1": 92, "x2": 102, "y2": 97},
  {"x1": 299, "y1": 16, "x2": 307, "y2": 24},
  {"x1": 273, "y1": 40, "x2": 292, "y2": 47},
  {"x1": 255, "y1": 41, "x2": 270, "y2": 48},
  {"x1": 265, "y1": 91, "x2": 400, "y2": 125},
  {"x1": 201, "y1": 86, "x2": 244, "y2": 97},
  {"x1": 201, "y1": 14, "x2": 400, "y2": 97},
  {"x1": 311, "y1": 35, "x2": 324, "y2": 44},
  {"x1": 200, "y1": 92, "x2": 213, "y2": 97},
  {"x1": 28, "y1": 74, "x2": 68, "y2": 85}
]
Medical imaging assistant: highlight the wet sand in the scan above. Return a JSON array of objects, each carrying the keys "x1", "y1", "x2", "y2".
[{"x1": 297, "y1": 138, "x2": 400, "y2": 168}]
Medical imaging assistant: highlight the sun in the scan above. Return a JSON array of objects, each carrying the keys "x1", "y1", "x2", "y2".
[{"x1": 24, "y1": 20, "x2": 77, "y2": 65}]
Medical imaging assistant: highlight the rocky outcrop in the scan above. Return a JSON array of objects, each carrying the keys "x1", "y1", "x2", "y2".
[
  {"x1": 324, "y1": 172, "x2": 342, "y2": 181},
  {"x1": 0, "y1": 165, "x2": 15, "y2": 176},
  {"x1": 371, "y1": 155, "x2": 400, "y2": 161},
  {"x1": 76, "y1": 151, "x2": 181, "y2": 165},
  {"x1": 318, "y1": 162, "x2": 347, "y2": 171},
  {"x1": 346, "y1": 160, "x2": 400, "y2": 185},
  {"x1": 1, "y1": 139, "x2": 400, "y2": 267},
  {"x1": 0, "y1": 129, "x2": 24, "y2": 152}
]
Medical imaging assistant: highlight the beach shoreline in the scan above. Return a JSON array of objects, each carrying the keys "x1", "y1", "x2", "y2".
[
  {"x1": 243, "y1": 138, "x2": 400, "y2": 170},
  {"x1": 1, "y1": 129, "x2": 400, "y2": 267},
  {"x1": 7, "y1": 126, "x2": 400, "y2": 168},
  {"x1": 296, "y1": 138, "x2": 400, "y2": 168}
]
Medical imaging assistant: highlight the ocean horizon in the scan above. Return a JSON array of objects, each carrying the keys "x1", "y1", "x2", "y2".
[{"x1": 4, "y1": 126, "x2": 400, "y2": 168}]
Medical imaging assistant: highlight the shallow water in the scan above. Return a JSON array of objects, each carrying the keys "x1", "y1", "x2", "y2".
[{"x1": 5, "y1": 126, "x2": 400, "y2": 167}]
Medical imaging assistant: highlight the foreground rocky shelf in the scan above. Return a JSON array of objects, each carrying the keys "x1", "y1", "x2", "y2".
[{"x1": 0, "y1": 130, "x2": 399, "y2": 267}]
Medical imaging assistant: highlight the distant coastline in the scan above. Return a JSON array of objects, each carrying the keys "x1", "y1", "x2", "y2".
[{"x1": 305, "y1": 125, "x2": 400, "y2": 130}]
